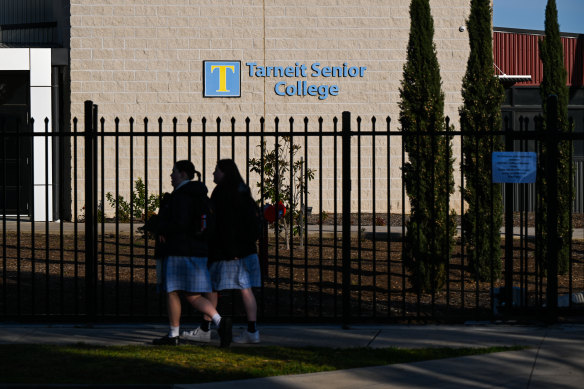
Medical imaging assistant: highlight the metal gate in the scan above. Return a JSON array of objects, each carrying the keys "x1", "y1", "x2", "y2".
[{"x1": 1, "y1": 99, "x2": 583, "y2": 323}]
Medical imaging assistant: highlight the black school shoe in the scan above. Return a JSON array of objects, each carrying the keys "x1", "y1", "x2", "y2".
[
  {"x1": 152, "y1": 335, "x2": 180, "y2": 346},
  {"x1": 217, "y1": 317, "x2": 232, "y2": 348}
]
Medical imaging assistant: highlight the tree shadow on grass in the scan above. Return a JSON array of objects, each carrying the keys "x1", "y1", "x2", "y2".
[{"x1": 0, "y1": 343, "x2": 512, "y2": 385}]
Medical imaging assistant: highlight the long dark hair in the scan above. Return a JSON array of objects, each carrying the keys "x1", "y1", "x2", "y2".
[{"x1": 216, "y1": 159, "x2": 244, "y2": 189}]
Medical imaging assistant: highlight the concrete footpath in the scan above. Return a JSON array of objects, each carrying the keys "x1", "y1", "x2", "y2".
[{"x1": 1, "y1": 323, "x2": 584, "y2": 388}]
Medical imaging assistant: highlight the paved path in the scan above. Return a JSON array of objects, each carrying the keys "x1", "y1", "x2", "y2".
[{"x1": 1, "y1": 323, "x2": 583, "y2": 388}]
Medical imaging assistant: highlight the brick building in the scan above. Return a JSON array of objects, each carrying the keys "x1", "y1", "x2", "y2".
[{"x1": 0, "y1": 0, "x2": 474, "y2": 221}]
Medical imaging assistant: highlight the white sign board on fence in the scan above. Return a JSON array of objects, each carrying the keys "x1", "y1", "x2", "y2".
[{"x1": 492, "y1": 152, "x2": 537, "y2": 183}]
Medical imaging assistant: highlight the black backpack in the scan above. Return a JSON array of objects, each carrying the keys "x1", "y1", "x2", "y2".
[
  {"x1": 192, "y1": 192, "x2": 216, "y2": 242},
  {"x1": 238, "y1": 185, "x2": 263, "y2": 242}
]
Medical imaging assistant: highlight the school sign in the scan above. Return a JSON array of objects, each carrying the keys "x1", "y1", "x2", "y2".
[{"x1": 204, "y1": 61, "x2": 367, "y2": 100}]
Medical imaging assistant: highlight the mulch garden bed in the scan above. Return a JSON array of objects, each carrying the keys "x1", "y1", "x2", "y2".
[{"x1": 1, "y1": 227, "x2": 583, "y2": 323}]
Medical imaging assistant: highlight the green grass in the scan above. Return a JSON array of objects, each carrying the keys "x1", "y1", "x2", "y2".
[{"x1": 0, "y1": 344, "x2": 526, "y2": 385}]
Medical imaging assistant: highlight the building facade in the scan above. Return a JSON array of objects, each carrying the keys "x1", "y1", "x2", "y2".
[
  {"x1": 1, "y1": 0, "x2": 473, "y2": 221},
  {"x1": 494, "y1": 27, "x2": 584, "y2": 211}
]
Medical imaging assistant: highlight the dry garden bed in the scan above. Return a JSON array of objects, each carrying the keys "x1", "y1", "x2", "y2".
[{"x1": 2, "y1": 227, "x2": 584, "y2": 322}]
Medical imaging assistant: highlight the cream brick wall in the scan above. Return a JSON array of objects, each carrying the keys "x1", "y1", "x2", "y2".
[{"x1": 69, "y1": 0, "x2": 472, "y2": 217}]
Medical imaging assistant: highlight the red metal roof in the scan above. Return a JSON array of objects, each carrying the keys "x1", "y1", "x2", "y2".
[{"x1": 493, "y1": 29, "x2": 584, "y2": 87}]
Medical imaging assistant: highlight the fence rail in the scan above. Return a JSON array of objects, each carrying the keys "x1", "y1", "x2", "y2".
[{"x1": 1, "y1": 100, "x2": 584, "y2": 323}]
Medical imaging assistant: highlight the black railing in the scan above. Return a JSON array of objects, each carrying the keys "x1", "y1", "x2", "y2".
[{"x1": 1, "y1": 99, "x2": 584, "y2": 323}]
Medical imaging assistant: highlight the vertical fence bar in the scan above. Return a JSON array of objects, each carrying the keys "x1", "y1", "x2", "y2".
[
  {"x1": 258, "y1": 117, "x2": 266, "y2": 317},
  {"x1": 356, "y1": 117, "x2": 362, "y2": 317},
  {"x1": 535, "y1": 116, "x2": 543, "y2": 306},
  {"x1": 202, "y1": 118, "x2": 207, "y2": 182},
  {"x1": 30, "y1": 119, "x2": 36, "y2": 315},
  {"x1": 187, "y1": 117, "x2": 192, "y2": 161},
  {"x1": 504, "y1": 112, "x2": 514, "y2": 313},
  {"x1": 332, "y1": 117, "x2": 338, "y2": 318},
  {"x1": 289, "y1": 117, "x2": 294, "y2": 317},
  {"x1": 158, "y1": 117, "x2": 163, "y2": 315},
  {"x1": 342, "y1": 111, "x2": 351, "y2": 328},
  {"x1": 546, "y1": 94, "x2": 559, "y2": 319},
  {"x1": 371, "y1": 117, "x2": 377, "y2": 318},
  {"x1": 473, "y1": 118, "x2": 480, "y2": 310},
  {"x1": 415, "y1": 121, "x2": 421, "y2": 319},
  {"x1": 401, "y1": 121, "x2": 407, "y2": 319},
  {"x1": 386, "y1": 116, "x2": 391, "y2": 318},
  {"x1": 318, "y1": 117, "x2": 323, "y2": 317},
  {"x1": 519, "y1": 118, "x2": 525, "y2": 308},
  {"x1": 245, "y1": 118, "x2": 250, "y2": 185},
  {"x1": 84, "y1": 100, "x2": 97, "y2": 320},
  {"x1": 216, "y1": 118, "x2": 221, "y2": 161},
  {"x1": 489, "y1": 117, "x2": 496, "y2": 314},
  {"x1": 430, "y1": 119, "x2": 437, "y2": 315},
  {"x1": 231, "y1": 117, "x2": 236, "y2": 160},
  {"x1": 44, "y1": 118, "x2": 49, "y2": 315},
  {"x1": 568, "y1": 117, "x2": 574, "y2": 306},
  {"x1": 129, "y1": 117, "x2": 135, "y2": 316},
  {"x1": 304, "y1": 118, "x2": 310, "y2": 317},
  {"x1": 1, "y1": 106, "x2": 6, "y2": 316},
  {"x1": 59, "y1": 119, "x2": 65, "y2": 315},
  {"x1": 522, "y1": 118, "x2": 529, "y2": 308},
  {"x1": 99, "y1": 117, "x2": 105, "y2": 315},
  {"x1": 73, "y1": 118, "x2": 79, "y2": 314},
  {"x1": 115, "y1": 118, "x2": 120, "y2": 316},
  {"x1": 16, "y1": 118, "x2": 22, "y2": 315},
  {"x1": 274, "y1": 117, "x2": 280, "y2": 317},
  {"x1": 92, "y1": 108, "x2": 99, "y2": 274},
  {"x1": 144, "y1": 117, "x2": 149, "y2": 316},
  {"x1": 460, "y1": 120, "x2": 465, "y2": 311},
  {"x1": 173, "y1": 118, "x2": 178, "y2": 162},
  {"x1": 445, "y1": 118, "x2": 451, "y2": 313}
]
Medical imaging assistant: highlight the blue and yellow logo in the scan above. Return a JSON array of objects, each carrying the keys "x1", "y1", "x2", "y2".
[{"x1": 203, "y1": 61, "x2": 241, "y2": 97}]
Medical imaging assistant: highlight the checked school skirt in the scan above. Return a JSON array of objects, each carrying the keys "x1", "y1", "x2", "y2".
[
  {"x1": 161, "y1": 256, "x2": 213, "y2": 293},
  {"x1": 208, "y1": 253, "x2": 262, "y2": 291}
]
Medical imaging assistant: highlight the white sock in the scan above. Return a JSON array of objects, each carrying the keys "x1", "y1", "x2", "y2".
[
  {"x1": 169, "y1": 326, "x2": 180, "y2": 337},
  {"x1": 211, "y1": 314, "x2": 221, "y2": 326}
]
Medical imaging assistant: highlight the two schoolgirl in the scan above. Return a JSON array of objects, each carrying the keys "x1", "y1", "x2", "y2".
[{"x1": 151, "y1": 159, "x2": 261, "y2": 347}]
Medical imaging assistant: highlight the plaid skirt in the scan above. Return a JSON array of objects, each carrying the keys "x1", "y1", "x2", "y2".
[
  {"x1": 161, "y1": 256, "x2": 212, "y2": 293},
  {"x1": 209, "y1": 253, "x2": 261, "y2": 291}
]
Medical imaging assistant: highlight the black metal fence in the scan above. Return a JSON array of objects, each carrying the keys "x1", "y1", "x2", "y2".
[{"x1": 1, "y1": 99, "x2": 584, "y2": 323}]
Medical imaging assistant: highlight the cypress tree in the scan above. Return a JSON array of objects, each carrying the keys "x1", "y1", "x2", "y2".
[
  {"x1": 399, "y1": 0, "x2": 456, "y2": 292},
  {"x1": 538, "y1": 0, "x2": 572, "y2": 274},
  {"x1": 459, "y1": 0, "x2": 504, "y2": 281}
]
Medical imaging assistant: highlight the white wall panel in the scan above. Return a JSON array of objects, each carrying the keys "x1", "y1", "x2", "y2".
[
  {"x1": 33, "y1": 185, "x2": 53, "y2": 222},
  {"x1": 0, "y1": 48, "x2": 30, "y2": 70},
  {"x1": 30, "y1": 49, "x2": 52, "y2": 86},
  {"x1": 31, "y1": 86, "x2": 53, "y2": 221},
  {"x1": 0, "y1": 48, "x2": 55, "y2": 221}
]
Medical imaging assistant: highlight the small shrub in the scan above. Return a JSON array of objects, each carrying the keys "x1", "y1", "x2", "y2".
[
  {"x1": 249, "y1": 137, "x2": 315, "y2": 249},
  {"x1": 375, "y1": 216, "x2": 386, "y2": 226},
  {"x1": 318, "y1": 211, "x2": 329, "y2": 225},
  {"x1": 78, "y1": 202, "x2": 104, "y2": 223},
  {"x1": 105, "y1": 178, "x2": 161, "y2": 223}
]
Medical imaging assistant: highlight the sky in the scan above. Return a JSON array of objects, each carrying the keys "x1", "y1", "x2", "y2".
[{"x1": 493, "y1": 0, "x2": 584, "y2": 34}]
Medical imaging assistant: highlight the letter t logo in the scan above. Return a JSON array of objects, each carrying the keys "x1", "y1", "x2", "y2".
[
  {"x1": 210, "y1": 65, "x2": 235, "y2": 92},
  {"x1": 203, "y1": 61, "x2": 241, "y2": 97}
]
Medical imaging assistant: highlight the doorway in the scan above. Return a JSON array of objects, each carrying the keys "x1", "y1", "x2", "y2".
[{"x1": 0, "y1": 71, "x2": 32, "y2": 217}]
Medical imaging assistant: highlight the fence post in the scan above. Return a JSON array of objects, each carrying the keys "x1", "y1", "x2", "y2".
[
  {"x1": 504, "y1": 117, "x2": 514, "y2": 312},
  {"x1": 84, "y1": 100, "x2": 97, "y2": 321},
  {"x1": 342, "y1": 111, "x2": 351, "y2": 328},
  {"x1": 546, "y1": 94, "x2": 559, "y2": 320}
]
